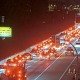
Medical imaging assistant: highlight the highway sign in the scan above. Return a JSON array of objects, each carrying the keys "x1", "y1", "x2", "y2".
[{"x1": 0, "y1": 27, "x2": 12, "y2": 37}]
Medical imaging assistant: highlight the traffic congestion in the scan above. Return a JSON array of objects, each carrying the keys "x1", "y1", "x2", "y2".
[{"x1": 0, "y1": 25, "x2": 80, "y2": 80}]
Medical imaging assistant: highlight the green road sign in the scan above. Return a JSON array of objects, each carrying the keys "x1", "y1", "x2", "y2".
[{"x1": 0, "y1": 27, "x2": 12, "y2": 37}]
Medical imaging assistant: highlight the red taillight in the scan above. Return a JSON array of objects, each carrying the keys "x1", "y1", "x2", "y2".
[
  {"x1": 48, "y1": 40, "x2": 49, "y2": 42},
  {"x1": 13, "y1": 74, "x2": 15, "y2": 77},
  {"x1": 28, "y1": 56, "x2": 30, "y2": 58},
  {"x1": 41, "y1": 44, "x2": 43, "y2": 46},
  {"x1": 18, "y1": 74, "x2": 21, "y2": 77},
  {"x1": 50, "y1": 43, "x2": 52, "y2": 45},
  {"x1": 40, "y1": 55, "x2": 42, "y2": 57},
  {"x1": 35, "y1": 47, "x2": 37, "y2": 49},
  {"x1": 47, "y1": 55, "x2": 50, "y2": 58},
  {"x1": 18, "y1": 60, "x2": 21, "y2": 63},
  {"x1": 7, "y1": 70, "x2": 10, "y2": 73},
  {"x1": 49, "y1": 39, "x2": 51, "y2": 42},
  {"x1": 18, "y1": 70, "x2": 22, "y2": 79},
  {"x1": 59, "y1": 46, "x2": 61, "y2": 48},
  {"x1": 25, "y1": 75, "x2": 26, "y2": 77},
  {"x1": 18, "y1": 71, "x2": 21, "y2": 73},
  {"x1": 11, "y1": 59, "x2": 14, "y2": 62},
  {"x1": 19, "y1": 55, "x2": 22, "y2": 57},
  {"x1": 3, "y1": 63, "x2": 7, "y2": 66},
  {"x1": 46, "y1": 45, "x2": 48, "y2": 47},
  {"x1": 53, "y1": 46, "x2": 56, "y2": 48},
  {"x1": 38, "y1": 45, "x2": 40, "y2": 47},
  {"x1": 15, "y1": 57, "x2": 18, "y2": 60},
  {"x1": 14, "y1": 64, "x2": 16, "y2": 66},
  {"x1": 43, "y1": 43, "x2": 45, "y2": 45},
  {"x1": 71, "y1": 51, "x2": 73, "y2": 53},
  {"x1": 41, "y1": 47, "x2": 43, "y2": 50},
  {"x1": 45, "y1": 42, "x2": 47, "y2": 43},
  {"x1": 51, "y1": 48, "x2": 53, "y2": 50},
  {"x1": 22, "y1": 57, "x2": 25, "y2": 60},
  {"x1": 18, "y1": 78, "x2": 21, "y2": 80}
]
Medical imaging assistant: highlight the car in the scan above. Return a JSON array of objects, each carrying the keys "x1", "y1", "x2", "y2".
[
  {"x1": 23, "y1": 53, "x2": 33, "y2": 60},
  {"x1": 30, "y1": 48, "x2": 40, "y2": 57},
  {"x1": 71, "y1": 34, "x2": 75, "y2": 37},
  {"x1": 78, "y1": 38, "x2": 80, "y2": 41},
  {"x1": 6, "y1": 59, "x2": 17, "y2": 66},
  {"x1": 7, "y1": 59, "x2": 14, "y2": 63},
  {"x1": 48, "y1": 47, "x2": 56, "y2": 54},
  {"x1": 39, "y1": 51, "x2": 50, "y2": 60},
  {"x1": 54, "y1": 51, "x2": 61, "y2": 57},
  {"x1": 65, "y1": 47, "x2": 74, "y2": 56},
  {"x1": 16, "y1": 55, "x2": 23, "y2": 60},
  {"x1": 13, "y1": 56, "x2": 25, "y2": 63}
]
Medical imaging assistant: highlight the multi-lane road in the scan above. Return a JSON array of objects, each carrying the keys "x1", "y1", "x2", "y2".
[
  {"x1": 26, "y1": 54, "x2": 78, "y2": 80},
  {"x1": 0, "y1": 26, "x2": 80, "y2": 80},
  {"x1": 25, "y1": 39, "x2": 80, "y2": 80}
]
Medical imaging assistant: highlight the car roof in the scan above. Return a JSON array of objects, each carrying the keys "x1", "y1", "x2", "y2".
[{"x1": 24, "y1": 53, "x2": 31, "y2": 55}]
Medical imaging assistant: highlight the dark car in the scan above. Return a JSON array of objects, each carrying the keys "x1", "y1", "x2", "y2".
[
  {"x1": 23, "y1": 53, "x2": 33, "y2": 60},
  {"x1": 6, "y1": 59, "x2": 17, "y2": 66},
  {"x1": 7, "y1": 59, "x2": 14, "y2": 63},
  {"x1": 30, "y1": 48, "x2": 40, "y2": 57},
  {"x1": 39, "y1": 52, "x2": 50, "y2": 60},
  {"x1": 65, "y1": 47, "x2": 74, "y2": 56},
  {"x1": 48, "y1": 47, "x2": 56, "y2": 54},
  {"x1": 16, "y1": 55, "x2": 23, "y2": 60}
]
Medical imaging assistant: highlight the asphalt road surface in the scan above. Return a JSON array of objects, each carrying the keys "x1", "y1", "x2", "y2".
[
  {"x1": 25, "y1": 36, "x2": 80, "y2": 80},
  {"x1": 26, "y1": 54, "x2": 76, "y2": 80}
]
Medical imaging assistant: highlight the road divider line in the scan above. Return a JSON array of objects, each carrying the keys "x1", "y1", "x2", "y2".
[
  {"x1": 34, "y1": 53, "x2": 63, "y2": 80},
  {"x1": 59, "y1": 56, "x2": 76, "y2": 80},
  {"x1": 26, "y1": 60, "x2": 45, "y2": 69}
]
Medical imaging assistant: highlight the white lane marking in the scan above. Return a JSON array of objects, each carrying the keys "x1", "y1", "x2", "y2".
[
  {"x1": 34, "y1": 61, "x2": 37, "y2": 63},
  {"x1": 26, "y1": 60, "x2": 45, "y2": 69},
  {"x1": 34, "y1": 53, "x2": 63, "y2": 80},
  {"x1": 27, "y1": 66, "x2": 30, "y2": 68},
  {"x1": 59, "y1": 56, "x2": 76, "y2": 80}
]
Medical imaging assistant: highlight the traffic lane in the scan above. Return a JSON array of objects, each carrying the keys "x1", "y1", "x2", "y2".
[
  {"x1": 33, "y1": 56, "x2": 75, "y2": 80},
  {"x1": 75, "y1": 47, "x2": 80, "y2": 54},
  {"x1": 25, "y1": 55, "x2": 57, "y2": 68},
  {"x1": 61, "y1": 56, "x2": 78, "y2": 80},
  {"x1": 27, "y1": 59, "x2": 54, "y2": 80}
]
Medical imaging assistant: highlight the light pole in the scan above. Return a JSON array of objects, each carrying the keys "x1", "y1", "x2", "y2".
[{"x1": 65, "y1": 41, "x2": 78, "y2": 80}]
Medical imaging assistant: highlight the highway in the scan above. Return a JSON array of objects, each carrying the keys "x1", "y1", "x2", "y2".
[
  {"x1": 26, "y1": 37, "x2": 80, "y2": 80},
  {"x1": 0, "y1": 26, "x2": 80, "y2": 80},
  {"x1": 26, "y1": 54, "x2": 77, "y2": 80}
]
